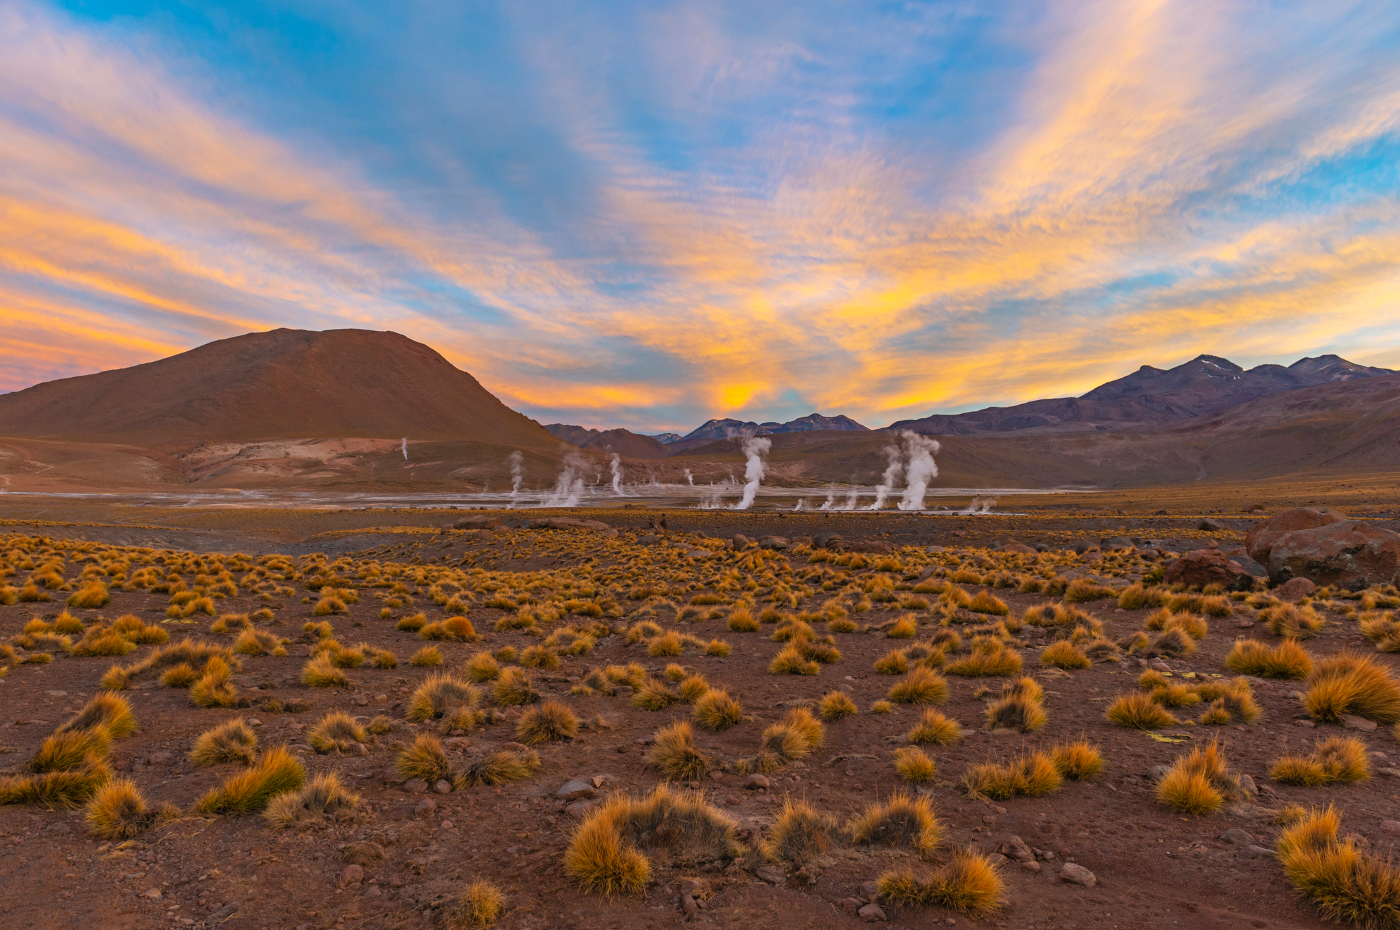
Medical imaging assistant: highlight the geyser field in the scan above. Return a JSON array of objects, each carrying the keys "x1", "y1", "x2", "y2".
[{"x1": 1, "y1": 480, "x2": 1399, "y2": 930}]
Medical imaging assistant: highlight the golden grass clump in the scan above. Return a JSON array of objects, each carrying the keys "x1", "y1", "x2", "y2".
[
  {"x1": 1050, "y1": 739, "x2": 1104, "y2": 780},
  {"x1": 1275, "y1": 806, "x2": 1400, "y2": 929},
  {"x1": 264, "y1": 772, "x2": 360, "y2": 828},
  {"x1": 693, "y1": 688, "x2": 744, "y2": 731},
  {"x1": 759, "y1": 708, "x2": 824, "y2": 765},
  {"x1": 493, "y1": 667, "x2": 536, "y2": 706},
  {"x1": 945, "y1": 644, "x2": 1022, "y2": 678},
  {"x1": 464, "y1": 651, "x2": 501, "y2": 682},
  {"x1": 1155, "y1": 743, "x2": 1238, "y2": 815},
  {"x1": 848, "y1": 793, "x2": 940, "y2": 853},
  {"x1": 1040, "y1": 640, "x2": 1090, "y2": 669},
  {"x1": 301, "y1": 653, "x2": 349, "y2": 688},
  {"x1": 886, "y1": 615, "x2": 918, "y2": 639},
  {"x1": 1064, "y1": 578, "x2": 1115, "y2": 603},
  {"x1": 407, "y1": 674, "x2": 481, "y2": 723},
  {"x1": 894, "y1": 746, "x2": 937, "y2": 784},
  {"x1": 766, "y1": 798, "x2": 838, "y2": 862},
  {"x1": 445, "y1": 880, "x2": 505, "y2": 929},
  {"x1": 28, "y1": 728, "x2": 111, "y2": 774},
  {"x1": 194, "y1": 746, "x2": 306, "y2": 815},
  {"x1": 819, "y1": 690, "x2": 858, "y2": 722},
  {"x1": 967, "y1": 591, "x2": 1010, "y2": 615},
  {"x1": 517, "y1": 700, "x2": 579, "y2": 744},
  {"x1": 67, "y1": 581, "x2": 111, "y2": 609},
  {"x1": 647, "y1": 720, "x2": 709, "y2": 781},
  {"x1": 632, "y1": 677, "x2": 678, "y2": 710},
  {"x1": 877, "y1": 850, "x2": 1004, "y2": 917},
  {"x1": 455, "y1": 747, "x2": 541, "y2": 788},
  {"x1": 1226, "y1": 638, "x2": 1313, "y2": 679},
  {"x1": 962, "y1": 752, "x2": 1063, "y2": 800},
  {"x1": 875, "y1": 649, "x2": 910, "y2": 675},
  {"x1": 308, "y1": 712, "x2": 369, "y2": 754},
  {"x1": 58, "y1": 692, "x2": 135, "y2": 739},
  {"x1": 1118, "y1": 583, "x2": 1168, "y2": 610},
  {"x1": 1106, "y1": 691, "x2": 1178, "y2": 729},
  {"x1": 0, "y1": 763, "x2": 112, "y2": 808},
  {"x1": 84, "y1": 778, "x2": 161, "y2": 839},
  {"x1": 888, "y1": 666, "x2": 950, "y2": 705},
  {"x1": 191, "y1": 656, "x2": 242, "y2": 708},
  {"x1": 1305, "y1": 651, "x2": 1400, "y2": 725},
  {"x1": 395, "y1": 733, "x2": 452, "y2": 784},
  {"x1": 985, "y1": 693, "x2": 1047, "y2": 732},
  {"x1": 1262, "y1": 603, "x2": 1326, "y2": 639},
  {"x1": 907, "y1": 708, "x2": 963, "y2": 745},
  {"x1": 769, "y1": 644, "x2": 820, "y2": 676},
  {"x1": 410, "y1": 645, "x2": 444, "y2": 667},
  {"x1": 190, "y1": 718, "x2": 257, "y2": 766},
  {"x1": 1272, "y1": 736, "x2": 1371, "y2": 786},
  {"x1": 1145, "y1": 608, "x2": 1209, "y2": 641}
]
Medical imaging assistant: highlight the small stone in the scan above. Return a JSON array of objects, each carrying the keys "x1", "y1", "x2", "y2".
[
  {"x1": 858, "y1": 880, "x2": 881, "y2": 903},
  {"x1": 566, "y1": 800, "x2": 597, "y2": 819},
  {"x1": 1147, "y1": 764, "x2": 1171, "y2": 782},
  {"x1": 1380, "y1": 820, "x2": 1400, "y2": 835},
  {"x1": 1294, "y1": 719, "x2": 1315, "y2": 728},
  {"x1": 858, "y1": 903, "x2": 888, "y2": 922},
  {"x1": 556, "y1": 779, "x2": 596, "y2": 800},
  {"x1": 1221, "y1": 828, "x2": 1256, "y2": 846},
  {"x1": 413, "y1": 798, "x2": 437, "y2": 818},
  {"x1": 1059, "y1": 863, "x2": 1096, "y2": 886},
  {"x1": 403, "y1": 778, "x2": 428, "y2": 794},
  {"x1": 743, "y1": 774, "x2": 771, "y2": 790},
  {"x1": 754, "y1": 865, "x2": 786, "y2": 884},
  {"x1": 440, "y1": 820, "x2": 454, "y2": 829},
  {"x1": 1378, "y1": 767, "x2": 1400, "y2": 778},
  {"x1": 353, "y1": 694, "x2": 369, "y2": 706},
  {"x1": 433, "y1": 779, "x2": 452, "y2": 794},
  {"x1": 1238, "y1": 774, "x2": 1257, "y2": 797},
  {"x1": 1237, "y1": 845, "x2": 1274, "y2": 859},
  {"x1": 148, "y1": 752, "x2": 174, "y2": 767},
  {"x1": 1020, "y1": 860, "x2": 1041, "y2": 873},
  {"x1": 842, "y1": 897, "x2": 863, "y2": 914},
  {"x1": 1275, "y1": 577, "x2": 1317, "y2": 601},
  {"x1": 987, "y1": 853, "x2": 1008, "y2": 866},
  {"x1": 338, "y1": 865, "x2": 364, "y2": 885},
  {"x1": 246, "y1": 718, "x2": 262, "y2": 728},
  {"x1": 1342, "y1": 715, "x2": 1378, "y2": 731},
  {"x1": 141, "y1": 888, "x2": 163, "y2": 899}
]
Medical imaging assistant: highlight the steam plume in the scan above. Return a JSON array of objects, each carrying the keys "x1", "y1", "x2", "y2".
[
  {"x1": 683, "y1": 468, "x2": 694, "y2": 486},
  {"x1": 400, "y1": 438, "x2": 408, "y2": 461},
  {"x1": 544, "y1": 453, "x2": 590, "y2": 507},
  {"x1": 897, "y1": 432, "x2": 941, "y2": 511},
  {"x1": 733, "y1": 436, "x2": 771, "y2": 510},
  {"x1": 868, "y1": 443, "x2": 904, "y2": 510},
  {"x1": 506, "y1": 450, "x2": 525, "y2": 508},
  {"x1": 819, "y1": 485, "x2": 835, "y2": 510},
  {"x1": 610, "y1": 454, "x2": 623, "y2": 495}
]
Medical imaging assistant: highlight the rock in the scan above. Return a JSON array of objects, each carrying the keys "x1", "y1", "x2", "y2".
[
  {"x1": 1101, "y1": 536, "x2": 1135, "y2": 550},
  {"x1": 731, "y1": 534, "x2": 753, "y2": 550},
  {"x1": 1198, "y1": 519, "x2": 1225, "y2": 532},
  {"x1": 1342, "y1": 714, "x2": 1379, "y2": 731},
  {"x1": 754, "y1": 865, "x2": 786, "y2": 884},
  {"x1": 1379, "y1": 767, "x2": 1400, "y2": 778},
  {"x1": 758, "y1": 536, "x2": 790, "y2": 550},
  {"x1": 1059, "y1": 863, "x2": 1096, "y2": 886},
  {"x1": 403, "y1": 778, "x2": 428, "y2": 794},
  {"x1": 987, "y1": 853, "x2": 1009, "y2": 866},
  {"x1": 1221, "y1": 828, "x2": 1256, "y2": 845},
  {"x1": 1380, "y1": 820, "x2": 1400, "y2": 836},
  {"x1": 556, "y1": 779, "x2": 596, "y2": 800},
  {"x1": 565, "y1": 800, "x2": 597, "y2": 819},
  {"x1": 859, "y1": 880, "x2": 882, "y2": 903},
  {"x1": 1162, "y1": 549, "x2": 1256, "y2": 592},
  {"x1": 413, "y1": 798, "x2": 437, "y2": 818},
  {"x1": 140, "y1": 888, "x2": 162, "y2": 900},
  {"x1": 1020, "y1": 860, "x2": 1041, "y2": 873},
  {"x1": 1275, "y1": 577, "x2": 1317, "y2": 600},
  {"x1": 1266, "y1": 520, "x2": 1400, "y2": 589},
  {"x1": 1237, "y1": 845, "x2": 1275, "y2": 859},
  {"x1": 841, "y1": 898, "x2": 863, "y2": 914},
  {"x1": 814, "y1": 534, "x2": 843, "y2": 550},
  {"x1": 590, "y1": 774, "x2": 616, "y2": 788},
  {"x1": 341, "y1": 842, "x2": 385, "y2": 866},
  {"x1": 148, "y1": 752, "x2": 174, "y2": 767},
  {"x1": 1148, "y1": 764, "x2": 1172, "y2": 782},
  {"x1": 1238, "y1": 774, "x2": 1257, "y2": 798},
  {"x1": 207, "y1": 903, "x2": 238, "y2": 923},
  {"x1": 858, "y1": 903, "x2": 888, "y2": 922},
  {"x1": 1232, "y1": 555, "x2": 1269, "y2": 579},
  {"x1": 998, "y1": 836, "x2": 1035, "y2": 862},
  {"x1": 743, "y1": 774, "x2": 771, "y2": 790},
  {"x1": 1074, "y1": 541, "x2": 1100, "y2": 555},
  {"x1": 338, "y1": 865, "x2": 364, "y2": 885},
  {"x1": 1000, "y1": 541, "x2": 1038, "y2": 555},
  {"x1": 433, "y1": 779, "x2": 452, "y2": 794},
  {"x1": 1294, "y1": 719, "x2": 1315, "y2": 728},
  {"x1": 451, "y1": 515, "x2": 501, "y2": 530},
  {"x1": 1247, "y1": 508, "x2": 1348, "y2": 564},
  {"x1": 637, "y1": 534, "x2": 660, "y2": 545}
]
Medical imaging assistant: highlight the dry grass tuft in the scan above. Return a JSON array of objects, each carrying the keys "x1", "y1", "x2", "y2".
[
  {"x1": 190, "y1": 718, "x2": 257, "y2": 766},
  {"x1": 58, "y1": 693, "x2": 135, "y2": 739},
  {"x1": 894, "y1": 746, "x2": 937, "y2": 784},
  {"x1": 455, "y1": 748, "x2": 541, "y2": 788},
  {"x1": 264, "y1": 772, "x2": 360, "y2": 828},
  {"x1": 962, "y1": 752, "x2": 1062, "y2": 800},
  {"x1": 301, "y1": 653, "x2": 349, "y2": 688},
  {"x1": 1305, "y1": 652, "x2": 1400, "y2": 725},
  {"x1": 849, "y1": 793, "x2": 940, "y2": 853},
  {"x1": 946, "y1": 644, "x2": 1022, "y2": 677},
  {"x1": 194, "y1": 746, "x2": 305, "y2": 815},
  {"x1": 818, "y1": 690, "x2": 858, "y2": 722},
  {"x1": 1226, "y1": 638, "x2": 1313, "y2": 679},
  {"x1": 766, "y1": 798, "x2": 838, "y2": 862},
  {"x1": 647, "y1": 720, "x2": 710, "y2": 781},
  {"x1": 1049, "y1": 739, "x2": 1104, "y2": 780},
  {"x1": 395, "y1": 733, "x2": 452, "y2": 784},
  {"x1": 1263, "y1": 603, "x2": 1326, "y2": 640},
  {"x1": 888, "y1": 666, "x2": 950, "y2": 705},
  {"x1": 1276, "y1": 806, "x2": 1400, "y2": 929},
  {"x1": 445, "y1": 880, "x2": 505, "y2": 928},
  {"x1": 693, "y1": 689, "x2": 744, "y2": 731},
  {"x1": 877, "y1": 850, "x2": 1004, "y2": 917},
  {"x1": 408, "y1": 674, "x2": 481, "y2": 723},
  {"x1": 517, "y1": 700, "x2": 579, "y2": 744},
  {"x1": 907, "y1": 709, "x2": 962, "y2": 745},
  {"x1": 1272, "y1": 736, "x2": 1370, "y2": 786},
  {"x1": 493, "y1": 667, "x2": 536, "y2": 706},
  {"x1": 1155, "y1": 743, "x2": 1238, "y2": 815},
  {"x1": 1106, "y1": 691, "x2": 1178, "y2": 729},
  {"x1": 1040, "y1": 640, "x2": 1090, "y2": 669},
  {"x1": 308, "y1": 712, "x2": 369, "y2": 754},
  {"x1": 84, "y1": 777, "x2": 162, "y2": 838}
]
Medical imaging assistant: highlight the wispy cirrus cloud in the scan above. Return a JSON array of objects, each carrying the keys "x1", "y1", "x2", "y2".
[{"x1": 1, "y1": 0, "x2": 1398, "y2": 432}]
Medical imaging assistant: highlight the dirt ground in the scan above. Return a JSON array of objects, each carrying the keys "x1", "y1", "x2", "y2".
[{"x1": 1, "y1": 490, "x2": 1398, "y2": 930}]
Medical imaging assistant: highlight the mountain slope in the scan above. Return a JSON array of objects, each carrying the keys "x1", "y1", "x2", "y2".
[
  {"x1": 0, "y1": 329, "x2": 560, "y2": 448},
  {"x1": 543, "y1": 424, "x2": 669, "y2": 458},
  {"x1": 890, "y1": 355, "x2": 1394, "y2": 436}
]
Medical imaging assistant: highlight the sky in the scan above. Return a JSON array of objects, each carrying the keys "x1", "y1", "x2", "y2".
[{"x1": 2, "y1": 0, "x2": 1399, "y2": 433}]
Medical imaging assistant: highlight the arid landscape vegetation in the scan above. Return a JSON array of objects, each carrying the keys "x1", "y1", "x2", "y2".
[{"x1": 3, "y1": 483, "x2": 1400, "y2": 930}]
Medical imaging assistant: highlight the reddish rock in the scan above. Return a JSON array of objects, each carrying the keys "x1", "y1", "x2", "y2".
[
  {"x1": 1162, "y1": 549, "x2": 1256, "y2": 591},
  {"x1": 1246, "y1": 508, "x2": 1347, "y2": 563},
  {"x1": 1274, "y1": 577, "x2": 1316, "y2": 601},
  {"x1": 1267, "y1": 521, "x2": 1400, "y2": 589}
]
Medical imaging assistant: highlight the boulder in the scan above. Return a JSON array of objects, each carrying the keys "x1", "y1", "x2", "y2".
[
  {"x1": 1162, "y1": 549, "x2": 1256, "y2": 591},
  {"x1": 1197, "y1": 519, "x2": 1225, "y2": 532},
  {"x1": 1246, "y1": 508, "x2": 1348, "y2": 564},
  {"x1": 1267, "y1": 521, "x2": 1400, "y2": 589},
  {"x1": 731, "y1": 534, "x2": 753, "y2": 550},
  {"x1": 451, "y1": 515, "x2": 501, "y2": 530},
  {"x1": 1275, "y1": 577, "x2": 1316, "y2": 601},
  {"x1": 527, "y1": 517, "x2": 612, "y2": 532},
  {"x1": 758, "y1": 536, "x2": 790, "y2": 551},
  {"x1": 1231, "y1": 554, "x2": 1269, "y2": 579},
  {"x1": 813, "y1": 534, "x2": 843, "y2": 550},
  {"x1": 1101, "y1": 536, "x2": 1135, "y2": 551}
]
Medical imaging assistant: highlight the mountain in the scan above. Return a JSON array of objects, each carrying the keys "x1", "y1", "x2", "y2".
[
  {"x1": 890, "y1": 354, "x2": 1395, "y2": 436},
  {"x1": 542, "y1": 424, "x2": 669, "y2": 458},
  {"x1": 0, "y1": 328, "x2": 559, "y2": 449},
  {"x1": 651, "y1": 432, "x2": 684, "y2": 444},
  {"x1": 766, "y1": 413, "x2": 869, "y2": 434}
]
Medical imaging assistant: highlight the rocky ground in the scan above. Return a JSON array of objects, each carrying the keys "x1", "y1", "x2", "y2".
[{"x1": 0, "y1": 499, "x2": 1398, "y2": 930}]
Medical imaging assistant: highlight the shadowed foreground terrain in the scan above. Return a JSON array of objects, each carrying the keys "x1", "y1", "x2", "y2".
[{"x1": 1, "y1": 488, "x2": 1399, "y2": 930}]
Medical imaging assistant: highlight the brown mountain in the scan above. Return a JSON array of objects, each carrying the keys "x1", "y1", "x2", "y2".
[
  {"x1": 890, "y1": 354, "x2": 1394, "y2": 435},
  {"x1": 0, "y1": 328, "x2": 559, "y2": 449},
  {"x1": 543, "y1": 424, "x2": 669, "y2": 459}
]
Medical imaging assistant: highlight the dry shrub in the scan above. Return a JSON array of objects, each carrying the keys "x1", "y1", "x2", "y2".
[
  {"x1": 1305, "y1": 652, "x2": 1400, "y2": 725},
  {"x1": 1155, "y1": 743, "x2": 1239, "y2": 815},
  {"x1": 766, "y1": 798, "x2": 838, "y2": 862},
  {"x1": 877, "y1": 850, "x2": 1004, "y2": 917},
  {"x1": 647, "y1": 720, "x2": 710, "y2": 780},
  {"x1": 408, "y1": 674, "x2": 481, "y2": 723},
  {"x1": 1106, "y1": 692, "x2": 1178, "y2": 729},
  {"x1": 962, "y1": 752, "x2": 1062, "y2": 800},
  {"x1": 1272, "y1": 736, "x2": 1370, "y2": 786},
  {"x1": 907, "y1": 709, "x2": 962, "y2": 746},
  {"x1": 848, "y1": 793, "x2": 940, "y2": 853},
  {"x1": 1040, "y1": 640, "x2": 1090, "y2": 670},
  {"x1": 493, "y1": 667, "x2": 536, "y2": 706},
  {"x1": 1276, "y1": 806, "x2": 1400, "y2": 929},
  {"x1": 945, "y1": 644, "x2": 1022, "y2": 678},
  {"x1": 894, "y1": 747, "x2": 937, "y2": 784},
  {"x1": 301, "y1": 653, "x2": 349, "y2": 688},
  {"x1": 693, "y1": 689, "x2": 743, "y2": 731},
  {"x1": 517, "y1": 700, "x2": 579, "y2": 744},
  {"x1": 84, "y1": 778, "x2": 164, "y2": 839},
  {"x1": 58, "y1": 693, "x2": 135, "y2": 739},
  {"x1": 395, "y1": 734, "x2": 452, "y2": 783},
  {"x1": 194, "y1": 747, "x2": 305, "y2": 815},
  {"x1": 888, "y1": 667, "x2": 950, "y2": 705},
  {"x1": 455, "y1": 748, "x2": 541, "y2": 788},
  {"x1": 1226, "y1": 638, "x2": 1313, "y2": 679},
  {"x1": 264, "y1": 772, "x2": 360, "y2": 828},
  {"x1": 190, "y1": 718, "x2": 257, "y2": 766},
  {"x1": 445, "y1": 880, "x2": 505, "y2": 929},
  {"x1": 819, "y1": 691, "x2": 858, "y2": 722},
  {"x1": 308, "y1": 712, "x2": 369, "y2": 754},
  {"x1": 1049, "y1": 739, "x2": 1104, "y2": 780},
  {"x1": 1263, "y1": 603, "x2": 1326, "y2": 639}
]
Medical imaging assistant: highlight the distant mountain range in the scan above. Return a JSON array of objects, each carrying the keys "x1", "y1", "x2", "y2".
[
  {"x1": 545, "y1": 412, "x2": 869, "y2": 457},
  {"x1": 890, "y1": 354, "x2": 1394, "y2": 435}
]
